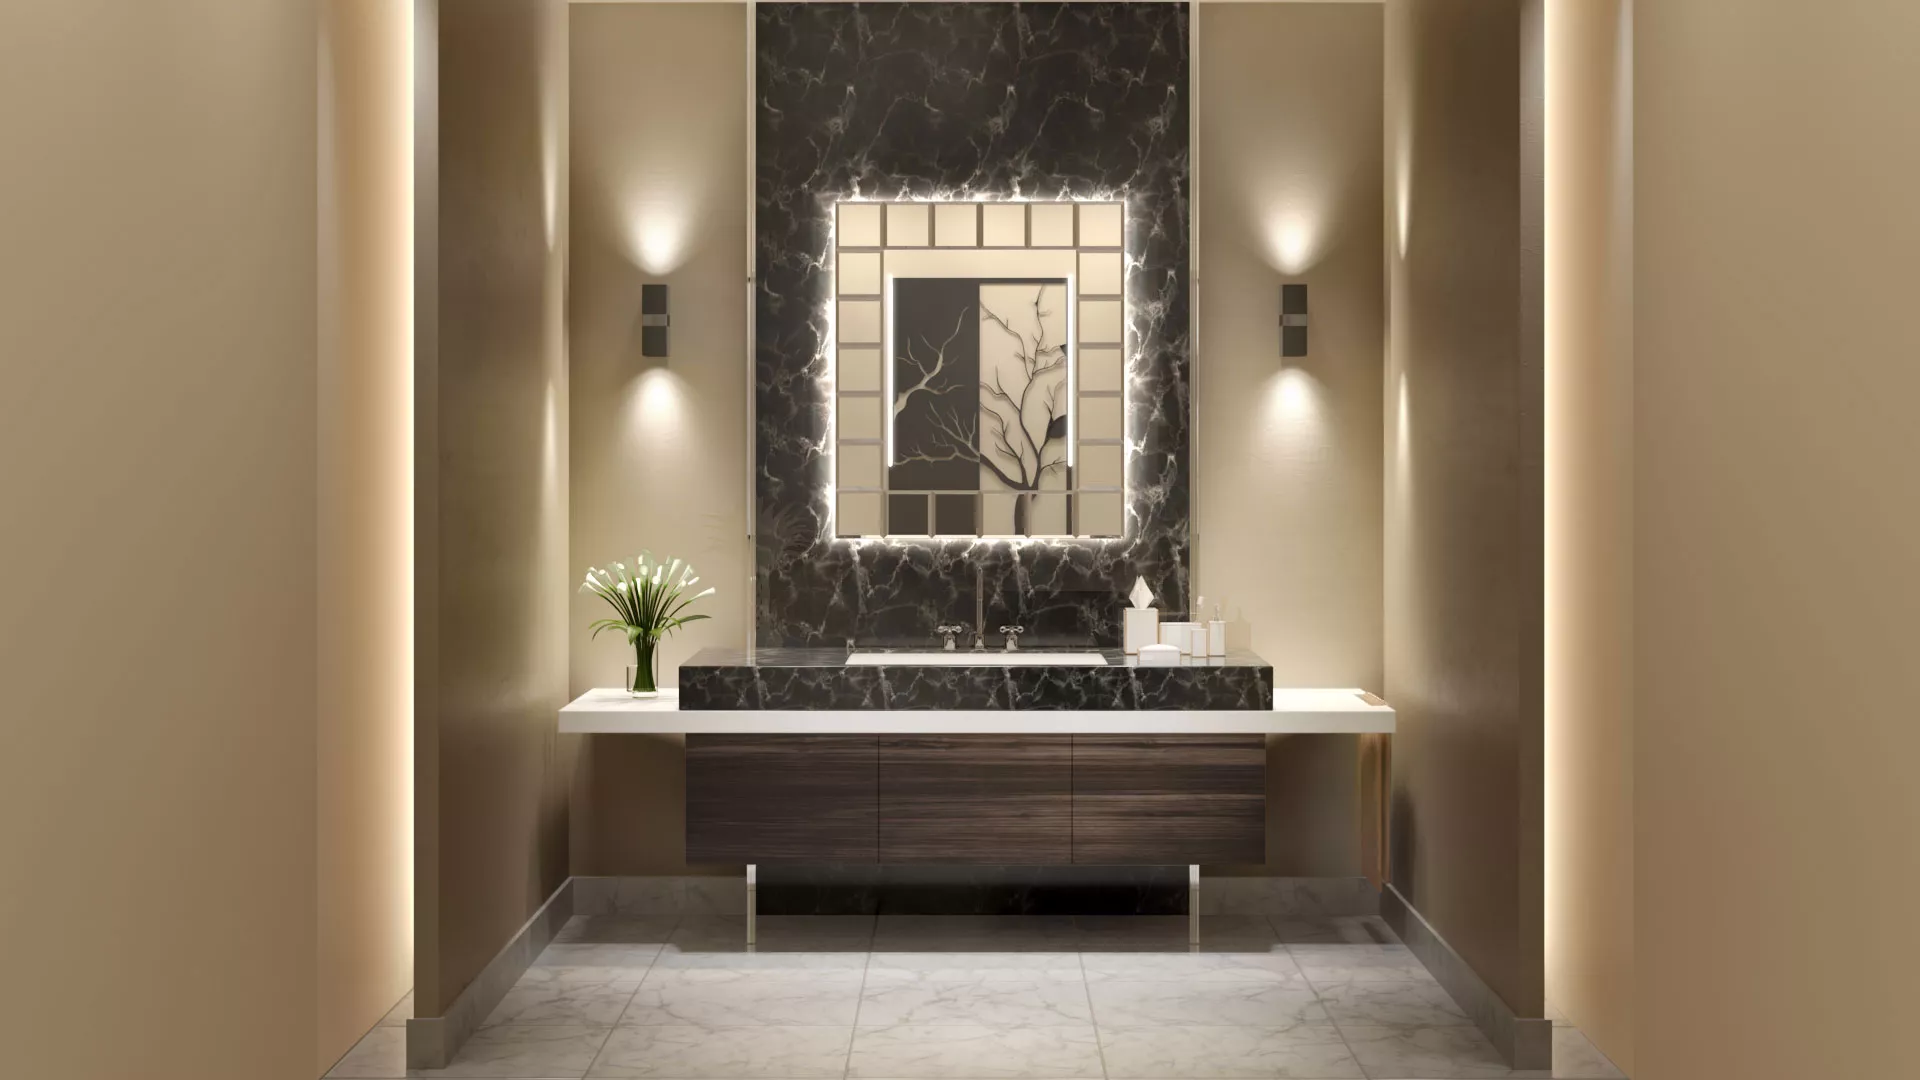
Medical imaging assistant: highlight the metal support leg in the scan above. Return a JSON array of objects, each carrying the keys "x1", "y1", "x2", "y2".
[
  {"x1": 1189, "y1": 865, "x2": 1201, "y2": 946},
  {"x1": 746, "y1": 864, "x2": 757, "y2": 949}
]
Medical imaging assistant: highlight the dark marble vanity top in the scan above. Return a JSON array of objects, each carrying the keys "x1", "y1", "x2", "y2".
[{"x1": 678, "y1": 647, "x2": 1274, "y2": 712}]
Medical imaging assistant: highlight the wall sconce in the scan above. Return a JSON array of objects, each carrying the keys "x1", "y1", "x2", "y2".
[
  {"x1": 641, "y1": 283, "x2": 670, "y2": 357},
  {"x1": 1280, "y1": 283, "x2": 1308, "y2": 357}
]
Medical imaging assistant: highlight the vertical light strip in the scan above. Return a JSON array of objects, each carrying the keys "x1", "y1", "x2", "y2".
[{"x1": 744, "y1": 1, "x2": 759, "y2": 644}]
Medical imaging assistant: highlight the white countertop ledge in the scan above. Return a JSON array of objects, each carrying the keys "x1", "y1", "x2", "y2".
[{"x1": 558, "y1": 688, "x2": 1395, "y2": 735}]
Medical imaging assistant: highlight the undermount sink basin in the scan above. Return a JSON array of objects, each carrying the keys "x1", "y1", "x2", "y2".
[{"x1": 846, "y1": 651, "x2": 1109, "y2": 667}]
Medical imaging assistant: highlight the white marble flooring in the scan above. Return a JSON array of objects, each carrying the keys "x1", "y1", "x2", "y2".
[{"x1": 327, "y1": 914, "x2": 1627, "y2": 1080}]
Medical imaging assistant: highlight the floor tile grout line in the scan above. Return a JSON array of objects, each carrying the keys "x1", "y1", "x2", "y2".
[
  {"x1": 575, "y1": 912, "x2": 678, "y2": 1077},
  {"x1": 1075, "y1": 948, "x2": 1113, "y2": 1080},
  {"x1": 843, "y1": 930, "x2": 875, "y2": 1080},
  {"x1": 1273, "y1": 913, "x2": 1379, "y2": 1080}
]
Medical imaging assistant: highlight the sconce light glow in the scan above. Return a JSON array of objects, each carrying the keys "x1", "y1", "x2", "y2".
[{"x1": 1273, "y1": 216, "x2": 1318, "y2": 276}]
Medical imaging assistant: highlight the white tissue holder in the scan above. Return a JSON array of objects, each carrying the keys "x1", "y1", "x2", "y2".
[{"x1": 1123, "y1": 607, "x2": 1160, "y2": 655}]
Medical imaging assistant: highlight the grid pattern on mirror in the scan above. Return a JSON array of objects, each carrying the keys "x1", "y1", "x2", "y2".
[{"x1": 833, "y1": 200, "x2": 1127, "y2": 540}]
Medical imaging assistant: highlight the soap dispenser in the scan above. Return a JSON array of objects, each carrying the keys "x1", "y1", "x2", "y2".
[{"x1": 1208, "y1": 600, "x2": 1227, "y2": 657}]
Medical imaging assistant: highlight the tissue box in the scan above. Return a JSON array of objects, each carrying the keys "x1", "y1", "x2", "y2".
[
  {"x1": 1138, "y1": 643, "x2": 1182, "y2": 667},
  {"x1": 1123, "y1": 607, "x2": 1160, "y2": 655}
]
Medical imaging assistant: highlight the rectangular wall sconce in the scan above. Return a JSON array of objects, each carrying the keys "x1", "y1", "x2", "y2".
[
  {"x1": 641, "y1": 283, "x2": 670, "y2": 357},
  {"x1": 1280, "y1": 283, "x2": 1308, "y2": 357}
]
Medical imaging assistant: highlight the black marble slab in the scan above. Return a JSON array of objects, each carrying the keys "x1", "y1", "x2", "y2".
[
  {"x1": 678, "y1": 646, "x2": 1272, "y2": 711},
  {"x1": 755, "y1": 2, "x2": 1192, "y2": 649}
]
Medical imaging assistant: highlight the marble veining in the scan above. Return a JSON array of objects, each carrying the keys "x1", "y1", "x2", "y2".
[
  {"x1": 756, "y1": 2, "x2": 1192, "y2": 647},
  {"x1": 678, "y1": 645, "x2": 1271, "y2": 710}
]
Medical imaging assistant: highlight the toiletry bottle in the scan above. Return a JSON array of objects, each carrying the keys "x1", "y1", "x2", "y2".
[{"x1": 1209, "y1": 601, "x2": 1227, "y2": 657}]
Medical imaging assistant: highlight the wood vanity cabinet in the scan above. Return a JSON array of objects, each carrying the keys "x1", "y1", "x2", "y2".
[
  {"x1": 1070, "y1": 735, "x2": 1266, "y2": 864},
  {"x1": 684, "y1": 733, "x2": 1264, "y2": 865},
  {"x1": 685, "y1": 734, "x2": 877, "y2": 863},
  {"x1": 878, "y1": 735, "x2": 1072, "y2": 863}
]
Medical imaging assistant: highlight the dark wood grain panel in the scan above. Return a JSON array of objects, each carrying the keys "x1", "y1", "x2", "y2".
[
  {"x1": 686, "y1": 735, "x2": 877, "y2": 863},
  {"x1": 1071, "y1": 735, "x2": 1265, "y2": 864},
  {"x1": 879, "y1": 735, "x2": 1072, "y2": 863}
]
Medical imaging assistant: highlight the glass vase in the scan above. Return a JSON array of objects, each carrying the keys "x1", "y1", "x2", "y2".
[{"x1": 626, "y1": 636, "x2": 661, "y2": 698}]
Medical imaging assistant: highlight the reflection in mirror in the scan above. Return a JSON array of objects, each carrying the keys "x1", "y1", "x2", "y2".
[{"x1": 834, "y1": 200, "x2": 1127, "y2": 540}]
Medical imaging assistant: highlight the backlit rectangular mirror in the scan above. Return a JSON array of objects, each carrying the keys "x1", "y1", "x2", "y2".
[{"x1": 833, "y1": 200, "x2": 1127, "y2": 539}]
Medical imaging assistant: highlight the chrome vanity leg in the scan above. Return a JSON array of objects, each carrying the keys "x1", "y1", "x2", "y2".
[
  {"x1": 746, "y1": 864, "x2": 757, "y2": 949},
  {"x1": 1189, "y1": 865, "x2": 1201, "y2": 946}
]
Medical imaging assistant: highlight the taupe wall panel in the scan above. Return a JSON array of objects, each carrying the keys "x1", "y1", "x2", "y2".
[
  {"x1": 1383, "y1": 0, "x2": 1544, "y2": 1018},
  {"x1": 319, "y1": 0, "x2": 418, "y2": 1068},
  {"x1": 1543, "y1": 0, "x2": 1633, "y2": 1070},
  {"x1": 417, "y1": 0, "x2": 574, "y2": 1016},
  {"x1": 1196, "y1": 1, "x2": 1384, "y2": 878},
  {"x1": 0, "y1": 2, "x2": 321, "y2": 1076},
  {"x1": 567, "y1": 2, "x2": 749, "y2": 876},
  {"x1": 1634, "y1": 2, "x2": 1920, "y2": 1077}
]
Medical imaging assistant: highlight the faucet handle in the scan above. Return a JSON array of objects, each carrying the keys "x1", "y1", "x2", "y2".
[
  {"x1": 998, "y1": 625, "x2": 1026, "y2": 652},
  {"x1": 935, "y1": 624, "x2": 966, "y2": 651}
]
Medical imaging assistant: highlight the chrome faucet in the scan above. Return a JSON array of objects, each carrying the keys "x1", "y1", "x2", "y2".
[
  {"x1": 935, "y1": 624, "x2": 966, "y2": 651},
  {"x1": 999, "y1": 625, "x2": 1026, "y2": 652}
]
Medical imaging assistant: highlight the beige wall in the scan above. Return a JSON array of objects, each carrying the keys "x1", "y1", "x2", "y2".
[
  {"x1": 416, "y1": 0, "x2": 574, "y2": 1015},
  {"x1": 319, "y1": 0, "x2": 417, "y2": 1069},
  {"x1": 1634, "y1": 2, "x2": 1920, "y2": 1077},
  {"x1": 1544, "y1": 0, "x2": 1633, "y2": 1071},
  {"x1": 0, "y1": 3, "x2": 322, "y2": 1078},
  {"x1": 1196, "y1": 2, "x2": 1384, "y2": 877},
  {"x1": 567, "y1": 2, "x2": 750, "y2": 876},
  {"x1": 1383, "y1": 0, "x2": 1544, "y2": 1018}
]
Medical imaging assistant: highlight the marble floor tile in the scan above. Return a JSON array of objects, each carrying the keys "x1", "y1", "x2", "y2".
[
  {"x1": 534, "y1": 943, "x2": 665, "y2": 973},
  {"x1": 586, "y1": 1024, "x2": 852, "y2": 1078},
  {"x1": 865, "y1": 950, "x2": 1084, "y2": 979},
  {"x1": 377, "y1": 990, "x2": 413, "y2": 1027},
  {"x1": 651, "y1": 945, "x2": 871, "y2": 971},
  {"x1": 621, "y1": 967, "x2": 867, "y2": 1027},
  {"x1": 858, "y1": 969, "x2": 1095, "y2": 1027},
  {"x1": 848, "y1": 1022, "x2": 1105, "y2": 1079},
  {"x1": 1313, "y1": 981, "x2": 1472, "y2": 1028},
  {"x1": 1268, "y1": 915, "x2": 1400, "y2": 946},
  {"x1": 1339, "y1": 1024, "x2": 1516, "y2": 1079},
  {"x1": 1088, "y1": 980, "x2": 1327, "y2": 1028},
  {"x1": 1287, "y1": 944, "x2": 1436, "y2": 984},
  {"x1": 665, "y1": 914, "x2": 876, "y2": 955},
  {"x1": 416, "y1": 1024, "x2": 610, "y2": 1078},
  {"x1": 1098, "y1": 1021, "x2": 1365, "y2": 1079},
  {"x1": 1075, "y1": 915, "x2": 1279, "y2": 951},
  {"x1": 553, "y1": 915, "x2": 681, "y2": 946},
  {"x1": 484, "y1": 967, "x2": 643, "y2": 1027},
  {"x1": 326, "y1": 1025, "x2": 407, "y2": 1078},
  {"x1": 1080, "y1": 949, "x2": 1306, "y2": 984},
  {"x1": 1552, "y1": 1026, "x2": 1625, "y2": 1079}
]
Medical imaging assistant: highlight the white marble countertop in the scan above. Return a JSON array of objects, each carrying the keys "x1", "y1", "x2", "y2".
[{"x1": 558, "y1": 688, "x2": 1395, "y2": 735}]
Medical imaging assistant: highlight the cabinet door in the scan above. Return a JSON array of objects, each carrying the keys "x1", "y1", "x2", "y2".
[
  {"x1": 686, "y1": 735, "x2": 877, "y2": 863},
  {"x1": 1071, "y1": 735, "x2": 1265, "y2": 864},
  {"x1": 879, "y1": 735, "x2": 1073, "y2": 863}
]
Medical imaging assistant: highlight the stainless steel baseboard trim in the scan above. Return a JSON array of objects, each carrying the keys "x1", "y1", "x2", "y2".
[
  {"x1": 1381, "y1": 881, "x2": 1552, "y2": 1072},
  {"x1": 406, "y1": 877, "x2": 575, "y2": 1070}
]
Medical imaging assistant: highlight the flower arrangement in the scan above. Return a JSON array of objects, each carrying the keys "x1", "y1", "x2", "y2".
[{"x1": 581, "y1": 553, "x2": 715, "y2": 697}]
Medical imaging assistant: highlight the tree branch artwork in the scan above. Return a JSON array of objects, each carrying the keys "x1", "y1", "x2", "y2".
[{"x1": 895, "y1": 283, "x2": 1070, "y2": 535}]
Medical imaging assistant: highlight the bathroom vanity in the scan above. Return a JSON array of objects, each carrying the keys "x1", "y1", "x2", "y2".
[{"x1": 559, "y1": 647, "x2": 1393, "y2": 869}]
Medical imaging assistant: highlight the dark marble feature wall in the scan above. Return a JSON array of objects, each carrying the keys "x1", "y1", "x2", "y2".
[{"x1": 756, "y1": 2, "x2": 1191, "y2": 647}]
